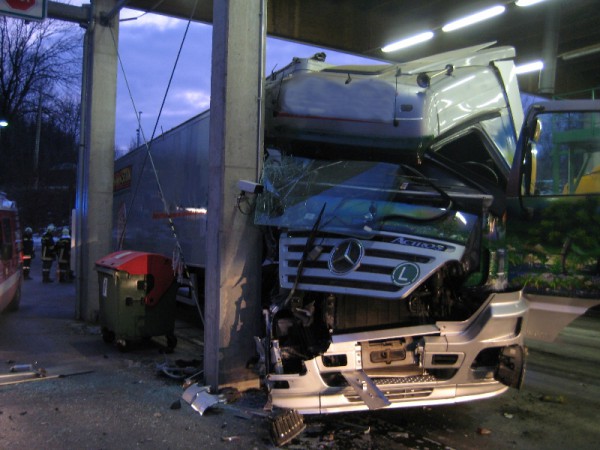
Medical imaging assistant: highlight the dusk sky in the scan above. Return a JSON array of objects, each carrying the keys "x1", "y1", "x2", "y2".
[{"x1": 59, "y1": 2, "x2": 379, "y2": 152}]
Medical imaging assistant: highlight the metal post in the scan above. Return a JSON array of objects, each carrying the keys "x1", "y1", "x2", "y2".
[
  {"x1": 33, "y1": 96, "x2": 43, "y2": 190},
  {"x1": 538, "y1": 1, "x2": 560, "y2": 95},
  {"x1": 136, "y1": 111, "x2": 142, "y2": 148}
]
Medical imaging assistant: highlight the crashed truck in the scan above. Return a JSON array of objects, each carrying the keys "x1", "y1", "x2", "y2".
[{"x1": 114, "y1": 43, "x2": 600, "y2": 414}]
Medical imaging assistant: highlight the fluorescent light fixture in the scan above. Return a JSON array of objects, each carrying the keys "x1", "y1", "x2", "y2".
[
  {"x1": 382, "y1": 31, "x2": 434, "y2": 53},
  {"x1": 442, "y1": 5, "x2": 506, "y2": 32},
  {"x1": 515, "y1": 60, "x2": 544, "y2": 74},
  {"x1": 515, "y1": 0, "x2": 547, "y2": 6},
  {"x1": 0, "y1": 120, "x2": 7, "y2": 127}
]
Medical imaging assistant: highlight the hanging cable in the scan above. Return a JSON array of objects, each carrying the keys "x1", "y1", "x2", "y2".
[{"x1": 108, "y1": 0, "x2": 205, "y2": 327}]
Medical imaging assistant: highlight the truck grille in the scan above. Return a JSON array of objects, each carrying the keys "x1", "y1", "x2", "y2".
[
  {"x1": 280, "y1": 234, "x2": 465, "y2": 299},
  {"x1": 345, "y1": 386, "x2": 435, "y2": 403}
]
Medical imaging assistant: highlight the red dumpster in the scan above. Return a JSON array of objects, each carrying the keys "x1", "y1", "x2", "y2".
[{"x1": 95, "y1": 250, "x2": 177, "y2": 351}]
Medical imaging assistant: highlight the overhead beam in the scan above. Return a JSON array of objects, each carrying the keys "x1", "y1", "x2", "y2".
[
  {"x1": 48, "y1": 1, "x2": 90, "y2": 24},
  {"x1": 122, "y1": 0, "x2": 600, "y2": 95}
]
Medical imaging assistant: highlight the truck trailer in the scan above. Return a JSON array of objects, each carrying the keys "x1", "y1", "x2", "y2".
[{"x1": 114, "y1": 43, "x2": 600, "y2": 414}]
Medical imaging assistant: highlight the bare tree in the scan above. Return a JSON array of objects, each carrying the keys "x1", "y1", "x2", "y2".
[
  {"x1": 0, "y1": 16, "x2": 82, "y2": 123},
  {"x1": 50, "y1": 95, "x2": 81, "y2": 147},
  {"x1": 0, "y1": 16, "x2": 82, "y2": 183}
]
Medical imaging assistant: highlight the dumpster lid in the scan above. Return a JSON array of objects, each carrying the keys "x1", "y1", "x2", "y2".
[
  {"x1": 95, "y1": 251, "x2": 175, "y2": 306},
  {"x1": 95, "y1": 250, "x2": 171, "y2": 276}
]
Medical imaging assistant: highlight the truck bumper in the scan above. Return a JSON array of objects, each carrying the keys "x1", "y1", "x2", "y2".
[{"x1": 268, "y1": 290, "x2": 527, "y2": 414}]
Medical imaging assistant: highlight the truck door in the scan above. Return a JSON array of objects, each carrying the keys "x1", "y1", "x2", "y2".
[{"x1": 506, "y1": 100, "x2": 600, "y2": 341}]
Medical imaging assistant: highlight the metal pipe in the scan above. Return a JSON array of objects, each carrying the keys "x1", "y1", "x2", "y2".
[
  {"x1": 256, "y1": 0, "x2": 267, "y2": 181},
  {"x1": 538, "y1": 0, "x2": 560, "y2": 95},
  {"x1": 100, "y1": 0, "x2": 130, "y2": 25},
  {"x1": 33, "y1": 96, "x2": 42, "y2": 190},
  {"x1": 75, "y1": 14, "x2": 94, "y2": 321}
]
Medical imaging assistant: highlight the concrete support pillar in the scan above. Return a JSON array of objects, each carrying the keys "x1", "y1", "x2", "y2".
[
  {"x1": 75, "y1": 0, "x2": 119, "y2": 321},
  {"x1": 205, "y1": 0, "x2": 265, "y2": 390}
]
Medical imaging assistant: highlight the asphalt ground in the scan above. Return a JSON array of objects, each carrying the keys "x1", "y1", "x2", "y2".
[
  {"x1": 0, "y1": 255, "x2": 271, "y2": 450},
  {"x1": 1, "y1": 252, "x2": 599, "y2": 449}
]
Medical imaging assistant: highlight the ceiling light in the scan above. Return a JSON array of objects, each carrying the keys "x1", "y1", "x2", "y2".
[
  {"x1": 442, "y1": 5, "x2": 506, "y2": 32},
  {"x1": 515, "y1": 0, "x2": 547, "y2": 6},
  {"x1": 515, "y1": 60, "x2": 544, "y2": 74},
  {"x1": 382, "y1": 31, "x2": 434, "y2": 53},
  {"x1": 560, "y1": 43, "x2": 600, "y2": 60}
]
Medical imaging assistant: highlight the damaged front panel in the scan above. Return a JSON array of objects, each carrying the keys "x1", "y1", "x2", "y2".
[{"x1": 264, "y1": 290, "x2": 526, "y2": 414}]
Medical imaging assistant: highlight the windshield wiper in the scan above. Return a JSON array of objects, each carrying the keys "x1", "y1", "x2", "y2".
[
  {"x1": 423, "y1": 150, "x2": 506, "y2": 216},
  {"x1": 361, "y1": 165, "x2": 454, "y2": 230},
  {"x1": 399, "y1": 164, "x2": 454, "y2": 208}
]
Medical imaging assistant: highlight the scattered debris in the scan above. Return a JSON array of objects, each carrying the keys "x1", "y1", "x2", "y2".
[
  {"x1": 477, "y1": 427, "x2": 492, "y2": 435},
  {"x1": 156, "y1": 359, "x2": 202, "y2": 380},
  {"x1": 503, "y1": 412, "x2": 514, "y2": 419},
  {"x1": 1, "y1": 364, "x2": 47, "y2": 386},
  {"x1": 423, "y1": 436, "x2": 443, "y2": 446},
  {"x1": 540, "y1": 395, "x2": 566, "y2": 404},
  {"x1": 338, "y1": 421, "x2": 371, "y2": 434},
  {"x1": 270, "y1": 409, "x2": 306, "y2": 447},
  {"x1": 0, "y1": 368, "x2": 93, "y2": 387},
  {"x1": 388, "y1": 431, "x2": 410, "y2": 439},
  {"x1": 180, "y1": 385, "x2": 306, "y2": 446},
  {"x1": 0, "y1": 371, "x2": 40, "y2": 383},
  {"x1": 182, "y1": 384, "x2": 220, "y2": 416},
  {"x1": 219, "y1": 386, "x2": 242, "y2": 404},
  {"x1": 9, "y1": 363, "x2": 36, "y2": 373}
]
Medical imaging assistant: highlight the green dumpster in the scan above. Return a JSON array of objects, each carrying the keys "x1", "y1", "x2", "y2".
[{"x1": 96, "y1": 250, "x2": 177, "y2": 351}]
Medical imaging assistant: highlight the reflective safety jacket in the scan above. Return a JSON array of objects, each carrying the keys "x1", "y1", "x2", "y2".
[{"x1": 41, "y1": 232, "x2": 56, "y2": 261}]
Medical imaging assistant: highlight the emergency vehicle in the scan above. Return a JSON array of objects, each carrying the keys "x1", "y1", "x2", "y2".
[{"x1": 0, "y1": 192, "x2": 22, "y2": 313}]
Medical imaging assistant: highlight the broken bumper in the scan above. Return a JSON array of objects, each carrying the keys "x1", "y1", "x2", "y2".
[{"x1": 268, "y1": 291, "x2": 528, "y2": 414}]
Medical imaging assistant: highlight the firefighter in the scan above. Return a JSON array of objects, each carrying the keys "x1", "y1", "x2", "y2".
[
  {"x1": 41, "y1": 224, "x2": 56, "y2": 283},
  {"x1": 22, "y1": 227, "x2": 35, "y2": 280},
  {"x1": 56, "y1": 227, "x2": 72, "y2": 282}
]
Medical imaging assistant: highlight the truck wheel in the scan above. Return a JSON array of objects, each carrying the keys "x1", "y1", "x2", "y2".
[
  {"x1": 166, "y1": 334, "x2": 178, "y2": 350},
  {"x1": 102, "y1": 328, "x2": 116, "y2": 344}
]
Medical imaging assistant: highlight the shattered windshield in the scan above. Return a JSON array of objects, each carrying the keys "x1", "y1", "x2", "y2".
[{"x1": 254, "y1": 148, "x2": 484, "y2": 243}]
